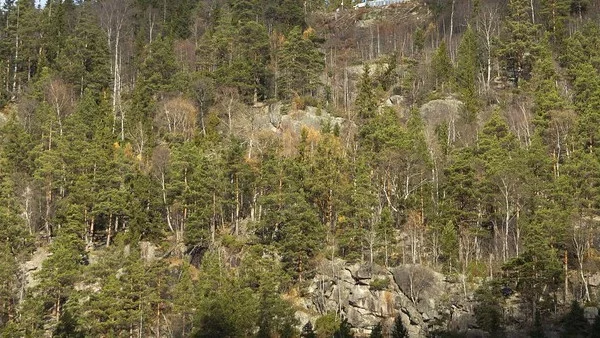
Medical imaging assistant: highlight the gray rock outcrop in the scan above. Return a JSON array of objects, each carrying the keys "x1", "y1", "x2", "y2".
[{"x1": 295, "y1": 259, "x2": 479, "y2": 337}]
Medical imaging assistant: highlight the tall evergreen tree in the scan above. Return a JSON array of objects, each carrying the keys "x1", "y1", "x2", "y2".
[
  {"x1": 539, "y1": 0, "x2": 571, "y2": 44},
  {"x1": 391, "y1": 315, "x2": 408, "y2": 338},
  {"x1": 562, "y1": 301, "x2": 589, "y2": 337},
  {"x1": 431, "y1": 41, "x2": 453, "y2": 92},
  {"x1": 496, "y1": 0, "x2": 541, "y2": 86},
  {"x1": 355, "y1": 64, "x2": 378, "y2": 119},
  {"x1": 370, "y1": 322, "x2": 384, "y2": 338},
  {"x1": 455, "y1": 25, "x2": 480, "y2": 120},
  {"x1": 277, "y1": 26, "x2": 324, "y2": 99}
]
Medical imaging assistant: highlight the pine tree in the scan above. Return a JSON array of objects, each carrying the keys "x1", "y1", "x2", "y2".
[
  {"x1": 455, "y1": 25, "x2": 480, "y2": 120},
  {"x1": 268, "y1": 0, "x2": 306, "y2": 32},
  {"x1": 207, "y1": 9, "x2": 271, "y2": 103},
  {"x1": 539, "y1": 0, "x2": 571, "y2": 44},
  {"x1": 431, "y1": 41, "x2": 453, "y2": 92},
  {"x1": 193, "y1": 252, "x2": 259, "y2": 338},
  {"x1": 33, "y1": 223, "x2": 86, "y2": 330},
  {"x1": 562, "y1": 301, "x2": 589, "y2": 337},
  {"x1": 530, "y1": 43, "x2": 567, "y2": 133},
  {"x1": 130, "y1": 36, "x2": 177, "y2": 133},
  {"x1": 338, "y1": 153, "x2": 375, "y2": 262},
  {"x1": 2, "y1": 0, "x2": 41, "y2": 98},
  {"x1": 56, "y1": 4, "x2": 111, "y2": 95},
  {"x1": 570, "y1": 0, "x2": 590, "y2": 18},
  {"x1": 496, "y1": 0, "x2": 541, "y2": 86},
  {"x1": 355, "y1": 64, "x2": 378, "y2": 119},
  {"x1": 243, "y1": 248, "x2": 297, "y2": 338},
  {"x1": 301, "y1": 321, "x2": 317, "y2": 338},
  {"x1": 370, "y1": 322, "x2": 384, "y2": 338},
  {"x1": 0, "y1": 244, "x2": 22, "y2": 328},
  {"x1": 277, "y1": 26, "x2": 324, "y2": 99},
  {"x1": 503, "y1": 220, "x2": 563, "y2": 319},
  {"x1": 530, "y1": 311, "x2": 545, "y2": 338},
  {"x1": 474, "y1": 282, "x2": 504, "y2": 336},
  {"x1": 172, "y1": 262, "x2": 196, "y2": 337},
  {"x1": 334, "y1": 318, "x2": 354, "y2": 338},
  {"x1": 39, "y1": 0, "x2": 75, "y2": 68},
  {"x1": 391, "y1": 315, "x2": 408, "y2": 338},
  {"x1": 442, "y1": 147, "x2": 480, "y2": 268},
  {"x1": 560, "y1": 23, "x2": 600, "y2": 74}
]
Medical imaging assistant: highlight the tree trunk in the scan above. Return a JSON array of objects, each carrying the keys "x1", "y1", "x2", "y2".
[
  {"x1": 107, "y1": 214, "x2": 112, "y2": 247},
  {"x1": 89, "y1": 217, "x2": 95, "y2": 245},
  {"x1": 564, "y1": 249, "x2": 568, "y2": 302},
  {"x1": 45, "y1": 183, "x2": 52, "y2": 238},
  {"x1": 235, "y1": 175, "x2": 240, "y2": 236},
  {"x1": 55, "y1": 295, "x2": 61, "y2": 322},
  {"x1": 161, "y1": 172, "x2": 174, "y2": 232},
  {"x1": 502, "y1": 180, "x2": 510, "y2": 262},
  {"x1": 211, "y1": 192, "x2": 216, "y2": 244},
  {"x1": 12, "y1": 4, "x2": 19, "y2": 100},
  {"x1": 449, "y1": 0, "x2": 455, "y2": 53}
]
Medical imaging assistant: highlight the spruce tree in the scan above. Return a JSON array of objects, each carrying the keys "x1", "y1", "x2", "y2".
[
  {"x1": 530, "y1": 43, "x2": 567, "y2": 133},
  {"x1": 277, "y1": 26, "x2": 324, "y2": 99},
  {"x1": 391, "y1": 315, "x2": 408, "y2": 338},
  {"x1": 355, "y1": 64, "x2": 378, "y2": 119},
  {"x1": 530, "y1": 311, "x2": 545, "y2": 338},
  {"x1": 57, "y1": 5, "x2": 111, "y2": 95},
  {"x1": 370, "y1": 322, "x2": 384, "y2": 338},
  {"x1": 431, "y1": 41, "x2": 453, "y2": 92},
  {"x1": 301, "y1": 322, "x2": 317, "y2": 338},
  {"x1": 496, "y1": 0, "x2": 541, "y2": 86},
  {"x1": 474, "y1": 282, "x2": 504, "y2": 336},
  {"x1": 539, "y1": 0, "x2": 571, "y2": 44},
  {"x1": 33, "y1": 223, "x2": 86, "y2": 330},
  {"x1": 334, "y1": 318, "x2": 354, "y2": 338},
  {"x1": 455, "y1": 25, "x2": 480, "y2": 121},
  {"x1": 562, "y1": 301, "x2": 589, "y2": 337}
]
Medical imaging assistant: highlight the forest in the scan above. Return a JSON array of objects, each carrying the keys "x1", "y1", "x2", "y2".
[{"x1": 2, "y1": 0, "x2": 600, "y2": 337}]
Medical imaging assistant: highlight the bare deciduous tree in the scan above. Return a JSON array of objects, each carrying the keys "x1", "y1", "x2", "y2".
[
  {"x1": 397, "y1": 265, "x2": 434, "y2": 304},
  {"x1": 477, "y1": 4, "x2": 499, "y2": 91},
  {"x1": 44, "y1": 78, "x2": 73, "y2": 136},
  {"x1": 152, "y1": 145, "x2": 174, "y2": 233},
  {"x1": 155, "y1": 96, "x2": 197, "y2": 140},
  {"x1": 95, "y1": 0, "x2": 134, "y2": 140}
]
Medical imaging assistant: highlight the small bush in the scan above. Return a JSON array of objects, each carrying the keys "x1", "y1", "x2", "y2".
[
  {"x1": 315, "y1": 313, "x2": 340, "y2": 338},
  {"x1": 370, "y1": 277, "x2": 390, "y2": 291}
]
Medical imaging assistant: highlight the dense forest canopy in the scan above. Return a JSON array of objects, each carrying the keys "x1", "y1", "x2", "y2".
[{"x1": 2, "y1": 0, "x2": 600, "y2": 336}]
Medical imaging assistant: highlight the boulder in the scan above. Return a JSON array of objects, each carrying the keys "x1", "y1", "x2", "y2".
[
  {"x1": 21, "y1": 247, "x2": 51, "y2": 289},
  {"x1": 389, "y1": 95, "x2": 405, "y2": 106},
  {"x1": 448, "y1": 311, "x2": 476, "y2": 332},
  {"x1": 348, "y1": 284, "x2": 371, "y2": 305},
  {"x1": 371, "y1": 290, "x2": 397, "y2": 317},
  {"x1": 346, "y1": 306, "x2": 380, "y2": 328},
  {"x1": 328, "y1": 284, "x2": 350, "y2": 309},
  {"x1": 588, "y1": 272, "x2": 600, "y2": 287},
  {"x1": 280, "y1": 107, "x2": 347, "y2": 135},
  {"x1": 419, "y1": 98, "x2": 462, "y2": 130},
  {"x1": 294, "y1": 310, "x2": 315, "y2": 330},
  {"x1": 339, "y1": 268, "x2": 355, "y2": 286},
  {"x1": 347, "y1": 263, "x2": 374, "y2": 281},
  {"x1": 140, "y1": 241, "x2": 157, "y2": 262},
  {"x1": 584, "y1": 307, "x2": 598, "y2": 324},
  {"x1": 391, "y1": 264, "x2": 443, "y2": 314}
]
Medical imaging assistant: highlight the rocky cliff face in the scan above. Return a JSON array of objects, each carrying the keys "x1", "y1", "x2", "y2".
[
  {"x1": 293, "y1": 259, "x2": 600, "y2": 337},
  {"x1": 294, "y1": 259, "x2": 481, "y2": 337}
]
